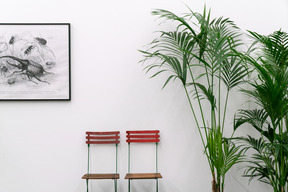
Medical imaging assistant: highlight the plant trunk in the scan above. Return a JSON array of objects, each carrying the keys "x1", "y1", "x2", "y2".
[
  {"x1": 212, "y1": 173, "x2": 221, "y2": 192},
  {"x1": 212, "y1": 173, "x2": 216, "y2": 192}
]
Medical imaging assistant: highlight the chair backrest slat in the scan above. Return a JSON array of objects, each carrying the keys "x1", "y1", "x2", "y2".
[
  {"x1": 86, "y1": 131, "x2": 120, "y2": 144},
  {"x1": 127, "y1": 139, "x2": 159, "y2": 143},
  {"x1": 126, "y1": 130, "x2": 160, "y2": 143},
  {"x1": 128, "y1": 135, "x2": 159, "y2": 139},
  {"x1": 87, "y1": 131, "x2": 119, "y2": 135},
  {"x1": 88, "y1": 140, "x2": 120, "y2": 144},
  {"x1": 127, "y1": 130, "x2": 159, "y2": 134},
  {"x1": 86, "y1": 136, "x2": 120, "y2": 140}
]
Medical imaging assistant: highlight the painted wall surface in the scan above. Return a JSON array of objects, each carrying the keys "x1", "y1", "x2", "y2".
[{"x1": 0, "y1": 0, "x2": 287, "y2": 192}]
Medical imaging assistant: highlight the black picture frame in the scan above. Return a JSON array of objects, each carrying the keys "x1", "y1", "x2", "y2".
[{"x1": 0, "y1": 23, "x2": 71, "y2": 101}]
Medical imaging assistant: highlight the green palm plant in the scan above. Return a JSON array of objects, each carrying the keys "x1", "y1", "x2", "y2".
[
  {"x1": 234, "y1": 30, "x2": 288, "y2": 192},
  {"x1": 140, "y1": 6, "x2": 248, "y2": 192}
]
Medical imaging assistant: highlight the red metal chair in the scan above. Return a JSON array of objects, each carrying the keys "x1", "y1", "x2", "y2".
[
  {"x1": 82, "y1": 131, "x2": 120, "y2": 192},
  {"x1": 125, "y1": 130, "x2": 162, "y2": 192}
]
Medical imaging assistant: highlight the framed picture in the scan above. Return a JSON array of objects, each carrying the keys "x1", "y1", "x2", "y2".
[{"x1": 0, "y1": 23, "x2": 71, "y2": 101}]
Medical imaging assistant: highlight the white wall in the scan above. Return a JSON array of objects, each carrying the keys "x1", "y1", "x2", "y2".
[{"x1": 0, "y1": 0, "x2": 287, "y2": 192}]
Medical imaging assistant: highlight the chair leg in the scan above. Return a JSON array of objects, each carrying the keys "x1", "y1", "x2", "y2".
[
  {"x1": 128, "y1": 179, "x2": 131, "y2": 192},
  {"x1": 86, "y1": 179, "x2": 89, "y2": 192},
  {"x1": 156, "y1": 179, "x2": 158, "y2": 192},
  {"x1": 114, "y1": 179, "x2": 117, "y2": 192}
]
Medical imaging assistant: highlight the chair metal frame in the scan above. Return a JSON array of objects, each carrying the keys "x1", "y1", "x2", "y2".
[
  {"x1": 82, "y1": 131, "x2": 120, "y2": 192},
  {"x1": 125, "y1": 130, "x2": 162, "y2": 192}
]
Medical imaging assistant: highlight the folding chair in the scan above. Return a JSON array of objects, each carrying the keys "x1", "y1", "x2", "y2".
[
  {"x1": 125, "y1": 130, "x2": 162, "y2": 192},
  {"x1": 82, "y1": 131, "x2": 120, "y2": 192}
]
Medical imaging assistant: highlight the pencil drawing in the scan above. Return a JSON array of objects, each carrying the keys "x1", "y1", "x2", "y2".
[
  {"x1": 0, "y1": 56, "x2": 54, "y2": 85},
  {"x1": 0, "y1": 31, "x2": 57, "y2": 85}
]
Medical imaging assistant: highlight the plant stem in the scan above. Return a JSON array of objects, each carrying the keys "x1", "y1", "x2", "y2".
[
  {"x1": 280, "y1": 118, "x2": 284, "y2": 191},
  {"x1": 221, "y1": 90, "x2": 229, "y2": 133},
  {"x1": 184, "y1": 86, "x2": 205, "y2": 146},
  {"x1": 188, "y1": 67, "x2": 208, "y2": 138},
  {"x1": 203, "y1": 59, "x2": 211, "y2": 88},
  {"x1": 184, "y1": 86, "x2": 212, "y2": 171},
  {"x1": 211, "y1": 70, "x2": 216, "y2": 129},
  {"x1": 271, "y1": 121, "x2": 280, "y2": 191},
  {"x1": 221, "y1": 175, "x2": 225, "y2": 192},
  {"x1": 218, "y1": 70, "x2": 221, "y2": 130}
]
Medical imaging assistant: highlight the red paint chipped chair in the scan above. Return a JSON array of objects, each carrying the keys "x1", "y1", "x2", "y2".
[
  {"x1": 82, "y1": 131, "x2": 120, "y2": 192},
  {"x1": 125, "y1": 130, "x2": 162, "y2": 192}
]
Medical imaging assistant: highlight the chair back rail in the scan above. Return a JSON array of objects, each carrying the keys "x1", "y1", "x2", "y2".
[
  {"x1": 126, "y1": 130, "x2": 160, "y2": 143},
  {"x1": 86, "y1": 131, "x2": 120, "y2": 144}
]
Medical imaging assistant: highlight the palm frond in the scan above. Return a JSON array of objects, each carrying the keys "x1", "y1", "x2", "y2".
[
  {"x1": 188, "y1": 82, "x2": 216, "y2": 109},
  {"x1": 140, "y1": 50, "x2": 188, "y2": 87},
  {"x1": 151, "y1": 9, "x2": 197, "y2": 36},
  {"x1": 234, "y1": 109, "x2": 268, "y2": 133},
  {"x1": 221, "y1": 140, "x2": 246, "y2": 175},
  {"x1": 220, "y1": 56, "x2": 249, "y2": 90}
]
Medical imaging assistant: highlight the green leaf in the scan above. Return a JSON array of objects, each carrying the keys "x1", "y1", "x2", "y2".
[{"x1": 188, "y1": 82, "x2": 216, "y2": 109}]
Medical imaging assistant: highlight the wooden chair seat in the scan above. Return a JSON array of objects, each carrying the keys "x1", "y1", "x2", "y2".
[
  {"x1": 125, "y1": 173, "x2": 162, "y2": 180},
  {"x1": 82, "y1": 173, "x2": 119, "y2": 180}
]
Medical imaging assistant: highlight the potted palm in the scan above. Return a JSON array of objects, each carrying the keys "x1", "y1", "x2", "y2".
[
  {"x1": 234, "y1": 30, "x2": 288, "y2": 192},
  {"x1": 140, "y1": 6, "x2": 248, "y2": 192}
]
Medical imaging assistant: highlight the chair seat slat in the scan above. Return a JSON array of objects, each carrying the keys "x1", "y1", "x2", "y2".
[
  {"x1": 82, "y1": 173, "x2": 119, "y2": 180},
  {"x1": 125, "y1": 173, "x2": 162, "y2": 179}
]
